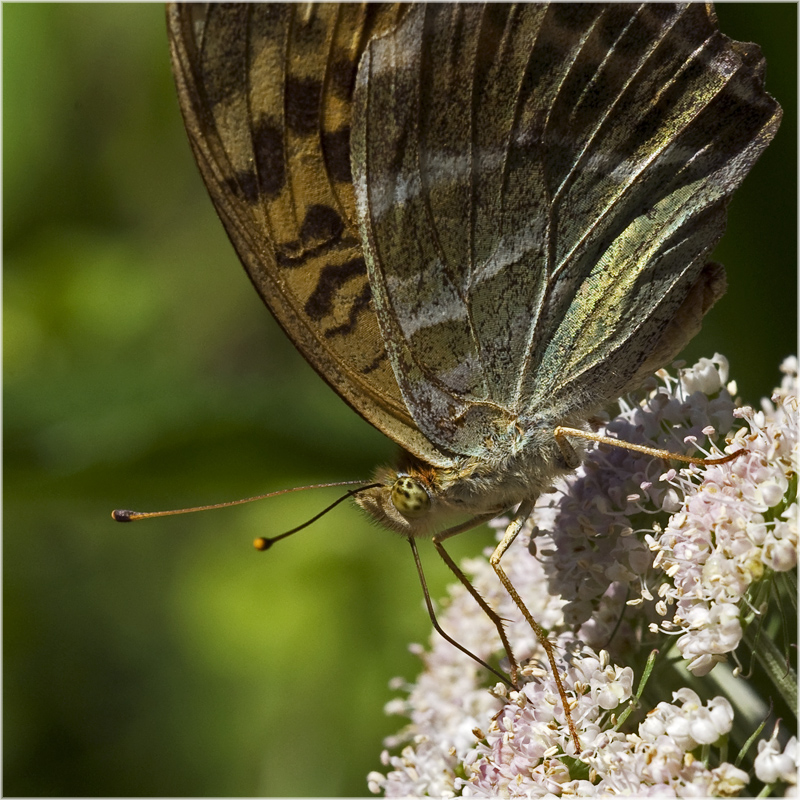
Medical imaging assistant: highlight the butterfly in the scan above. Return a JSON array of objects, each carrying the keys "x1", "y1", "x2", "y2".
[{"x1": 165, "y1": 3, "x2": 781, "y2": 752}]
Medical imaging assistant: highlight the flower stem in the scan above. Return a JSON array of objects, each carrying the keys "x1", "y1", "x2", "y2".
[{"x1": 742, "y1": 622, "x2": 797, "y2": 709}]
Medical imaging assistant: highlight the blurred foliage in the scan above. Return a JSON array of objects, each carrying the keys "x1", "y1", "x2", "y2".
[{"x1": 3, "y1": 4, "x2": 796, "y2": 797}]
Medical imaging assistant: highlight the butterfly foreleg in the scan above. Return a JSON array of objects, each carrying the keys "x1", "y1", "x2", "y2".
[
  {"x1": 431, "y1": 537, "x2": 521, "y2": 687},
  {"x1": 489, "y1": 499, "x2": 581, "y2": 754},
  {"x1": 408, "y1": 535, "x2": 513, "y2": 688}
]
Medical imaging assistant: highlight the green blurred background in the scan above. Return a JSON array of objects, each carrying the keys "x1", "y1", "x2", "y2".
[{"x1": 3, "y1": 4, "x2": 796, "y2": 797}]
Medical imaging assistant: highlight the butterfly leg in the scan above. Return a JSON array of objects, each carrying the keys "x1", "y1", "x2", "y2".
[
  {"x1": 431, "y1": 538, "x2": 521, "y2": 687},
  {"x1": 489, "y1": 499, "x2": 581, "y2": 753},
  {"x1": 555, "y1": 425, "x2": 744, "y2": 466},
  {"x1": 408, "y1": 537, "x2": 514, "y2": 687}
]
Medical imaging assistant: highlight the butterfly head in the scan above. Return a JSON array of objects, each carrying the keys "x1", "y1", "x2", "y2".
[
  {"x1": 354, "y1": 447, "x2": 528, "y2": 539},
  {"x1": 355, "y1": 466, "x2": 434, "y2": 538},
  {"x1": 354, "y1": 458, "x2": 478, "y2": 539}
]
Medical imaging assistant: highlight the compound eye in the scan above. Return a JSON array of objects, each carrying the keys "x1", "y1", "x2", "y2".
[{"x1": 390, "y1": 476, "x2": 431, "y2": 518}]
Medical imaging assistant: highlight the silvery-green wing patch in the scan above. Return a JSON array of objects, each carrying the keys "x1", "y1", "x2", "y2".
[
  {"x1": 167, "y1": 3, "x2": 453, "y2": 467},
  {"x1": 353, "y1": 3, "x2": 781, "y2": 459}
]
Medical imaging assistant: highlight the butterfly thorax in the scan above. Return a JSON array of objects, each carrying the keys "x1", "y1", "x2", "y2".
[{"x1": 354, "y1": 421, "x2": 583, "y2": 539}]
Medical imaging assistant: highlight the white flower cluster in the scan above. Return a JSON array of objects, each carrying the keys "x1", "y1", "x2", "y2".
[
  {"x1": 532, "y1": 354, "x2": 743, "y2": 650},
  {"x1": 368, "y1": 357, "x2": 797, "y2": 797},
  {"x1": 651, "y1": 356, "x2": 797, "y2": 676},
  {"x1": 460, "y1": 687, "x2": 749, "y2": 797},
  {"x1": 369, "y1": 514, "x2": 570, "y2": 798}
]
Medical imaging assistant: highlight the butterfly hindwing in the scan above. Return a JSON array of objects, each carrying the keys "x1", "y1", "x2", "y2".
[
  {"x1": 167, "y1": 3, "x2": 452, "y2": 467},
  {"x1": 352, "y1": 4, "x2": 780, "y2": 457},
  {"x1": 525, "y1": 4, "x2": 782, "y2": 414}
]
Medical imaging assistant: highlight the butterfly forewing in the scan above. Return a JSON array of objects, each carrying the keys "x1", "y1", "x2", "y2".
[
  {"x1": 352, "y1": 4, "x2": 781, "y2": 458},
  {"x1": 167, "y1": 3, "x2": 451, "y2": 467}
]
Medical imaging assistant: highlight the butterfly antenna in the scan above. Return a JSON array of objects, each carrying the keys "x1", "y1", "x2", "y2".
[
  {"x1": 112, "y1": 480, "x2": 378, "y2": 530},
  {"x1": 253, "y1": 483, "x2": 381, "y2": 550}
]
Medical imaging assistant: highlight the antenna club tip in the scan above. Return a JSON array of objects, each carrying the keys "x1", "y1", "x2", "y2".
[
  {"x1": 253, "y1": 537, "x2": 272, "y2": 551},
  {"x1": 112, "y1": 509, "x2": 136, "y2": 522}
]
